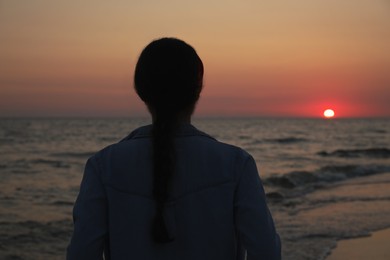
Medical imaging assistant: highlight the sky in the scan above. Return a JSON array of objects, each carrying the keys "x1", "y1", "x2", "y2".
[{"x1": 0, "y1": 0, "x2": 389, "y2": 118}]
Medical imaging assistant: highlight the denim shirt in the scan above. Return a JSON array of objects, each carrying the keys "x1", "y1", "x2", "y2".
[{"x1": 67, "y1": 124, "x2": 281, "y2": 260}]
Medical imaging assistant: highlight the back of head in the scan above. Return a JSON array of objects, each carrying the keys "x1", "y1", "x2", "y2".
[
  {"x1": 134, "y1": 37, "x2": 203, "y2": 116},
  {"x1": 134, "y1": 38, "x2": 203, "y2": 244}
]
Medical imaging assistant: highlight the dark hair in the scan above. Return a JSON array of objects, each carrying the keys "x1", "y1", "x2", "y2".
[{"x1": 134, "y1": 38, "x2": 203, "y2": 243}]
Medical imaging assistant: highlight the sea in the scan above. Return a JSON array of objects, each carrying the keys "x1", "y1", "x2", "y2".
[{"x1": 0, "y1": 117, "x2": 389, "y2": 260}]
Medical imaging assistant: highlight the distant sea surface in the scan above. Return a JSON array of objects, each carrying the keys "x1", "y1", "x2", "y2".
[{"x1": 1, "y1": 118, "x2": 389, "y2": 259}]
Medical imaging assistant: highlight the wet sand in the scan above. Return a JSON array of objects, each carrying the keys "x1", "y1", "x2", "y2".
[
  {"x1": 274, "y1": 171, "x2": 390, "y2": 259},
  {"x1": 326, "y1": 228, "x2": 390, "y2": 260}
]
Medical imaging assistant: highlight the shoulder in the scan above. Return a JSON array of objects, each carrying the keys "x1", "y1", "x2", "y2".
[
  {"x1": 94, "y1": 124, "x2": 152, "y2": 155},
  {"x1": 88, "y1": 126, "x2": 151, "y2": 165},
  {"x1": 179, "y1": 126, "x2": 255, "y2": 171},
  {"x1": 194, "y1": 129, "x2": 253, "y2": 160}
]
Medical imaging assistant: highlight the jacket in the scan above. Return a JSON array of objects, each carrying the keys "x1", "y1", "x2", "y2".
[{"x1": 67, "y1": 124, "x2": 281, "y2": 259}]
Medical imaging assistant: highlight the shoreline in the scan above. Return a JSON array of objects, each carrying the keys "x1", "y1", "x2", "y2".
[
  {"x1": 326, "y1": 228, "x2": 390, "y2": 260},
  {"x1": 273, "y1": 171, "x2": 390, "y2": 259}
]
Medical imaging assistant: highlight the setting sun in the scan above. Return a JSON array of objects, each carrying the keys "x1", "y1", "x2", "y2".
[{"x1": 323, "y1": 109, "x2": 335, "y2": 118}]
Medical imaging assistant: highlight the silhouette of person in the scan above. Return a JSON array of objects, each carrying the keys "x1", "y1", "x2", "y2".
[{"x1": 67, "y1": 37, "x2": 281, "y2": 259}]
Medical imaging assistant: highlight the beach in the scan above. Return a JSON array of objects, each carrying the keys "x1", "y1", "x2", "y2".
[
  {"x1": 327, "y1": 228, "x2": 390, "y2": 260},
  {"x1": 323, "y1": 170, "x2": 390, "y2": 259},
  {"x1": 0, "y1": 118, "x2": 389, "y2": 259},
  {"x1": 272, "y1": 171, "x2": 390, "y2": 260}
]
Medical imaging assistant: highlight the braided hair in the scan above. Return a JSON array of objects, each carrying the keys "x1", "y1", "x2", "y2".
[{"x1": 134, "y1": 38, "x2": 203, "y2": 243}]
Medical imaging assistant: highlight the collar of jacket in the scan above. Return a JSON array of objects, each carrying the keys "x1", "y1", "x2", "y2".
[{"x1": 119, "y1": 124, "x2": 216, "y2": 142}]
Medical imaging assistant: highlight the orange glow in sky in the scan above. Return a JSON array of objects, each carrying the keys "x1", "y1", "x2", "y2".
[{"x1": 0, "y1": 1, "x2": 389, "y2": 118}]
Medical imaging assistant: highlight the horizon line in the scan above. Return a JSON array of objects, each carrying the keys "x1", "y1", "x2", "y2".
[{"x1": 1, "y1": 115, "x2": 389, "y2": 120}]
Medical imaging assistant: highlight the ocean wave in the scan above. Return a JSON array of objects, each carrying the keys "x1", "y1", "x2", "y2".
[
  {"x1": 264, "y1": 164, "x2": 390, "y2": 189},
  {"x1": 1, "y1": 159, "x2": 70, "y2": 173},
  {"x1": 238, "y1": 135, "x2": 251, "y2": 140},
  {"x1": 265, "y1": 137, "x2": 308, "y2": 144},
  {"x1": 1, "y1": 159, "x2": 31, "y2": 171},
  {"x1": 248, "y1": 137, "x2": 308, "y2": 145},
  {"x1": 99, "y1": 136, "x2": 119, "y2": 142},
  {"x1": 370, "y1": 129, "x2": 387, "y2": 134},
  {"x1": 317, "y1": 148, "x2": 390, "y2": 158},
  {"x1": 0, "y1": 219, "x2": 73, "y2": 259},
  {"x1": 50, "y1": 152, "x2": 95, "y2": 158},
  {"x1": 52, "y1": 200, "x2": 74, "y2": 206},
  {"x1": 265, "y1": 171, "x2": 319, "y2": 189},
  {"x1": 31, "y1": 159, "x2": 70, "y2": 168}
]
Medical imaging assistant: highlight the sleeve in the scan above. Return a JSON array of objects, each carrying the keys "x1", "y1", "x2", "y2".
[
  {"x1": 234, "y1": 154, "x2": 281, "y2": 260},
  {"x1": 67, "y1": 155, "x2": 109, "y2": 260}
]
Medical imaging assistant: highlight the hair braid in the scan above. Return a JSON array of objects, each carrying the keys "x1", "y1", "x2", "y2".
[
  {"x1": 134, "y1": 37, "x2": 203, "y2": 243},
  {"x1": 151, "y1": 114, "x2": 177, "y2": 243}
]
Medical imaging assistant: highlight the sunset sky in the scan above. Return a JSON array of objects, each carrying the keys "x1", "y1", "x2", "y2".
[{"x1": 1, "y1": 0, "x2": 389, "y2": 118}]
